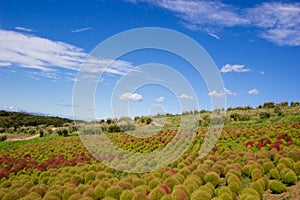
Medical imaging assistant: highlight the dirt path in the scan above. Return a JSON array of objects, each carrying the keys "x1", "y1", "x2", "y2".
[{"x1": 6, "y1": 134, "x2": 40, "y2": 141}]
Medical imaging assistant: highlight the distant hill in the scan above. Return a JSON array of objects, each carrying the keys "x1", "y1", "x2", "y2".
[{"x1": 0, "y1": 110, "x2": 72, "y2": 129}]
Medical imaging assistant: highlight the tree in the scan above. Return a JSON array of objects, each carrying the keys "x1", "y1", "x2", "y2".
[{"x1": 291, "y1": 101, "x2": 300, "y2": 107}]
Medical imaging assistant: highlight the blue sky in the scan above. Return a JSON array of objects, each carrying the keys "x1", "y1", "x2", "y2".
[{"x1": 0, "y1": 0, "x2": 299, "y2": 119}]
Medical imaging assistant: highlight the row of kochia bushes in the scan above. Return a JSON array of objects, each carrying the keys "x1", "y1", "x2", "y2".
[
  {"x1": 0, "y1": 147, "x2": 299, "y2": 200},
  {"x1": 0, "y1": 123, "x2": 299, "y2": 199}
]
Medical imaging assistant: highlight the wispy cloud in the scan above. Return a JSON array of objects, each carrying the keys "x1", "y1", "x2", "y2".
[
  {"x1": 0, "y1": 29, "x2": 135, "y2": 80},
  {"x1": 71, "y1": 27, "x2": 91, "y2": 33},
  {"x1": 155, "y1": 96, "x2": 164, "y2": 103},
  {"x1": 208, "y1": 88, "x2": 237, "y2": 97},
  {"x1": 179, "y1": 93, "x2": 193, "y2": 99},
  {"x1": 1, "y1": 105, "x2": 17, "y2": 110},
  {"x1": 120, "y1": 92, "x2": 143, "y2": 102},
  {"x1": 221, "y1": 64, "x2": 250, "y2": 73},
  {"x1": 248, "y1": 88, "x2": 259, "y2": 95},
  {"x1": 127, "y1": 1, "x2": 300, "y2": 46},
  {"x1": 0, "y1": 61, "x2": 11, "y2": 67},
  {"x1": 14, "y1": 26, "x2": 34, "y2": 32}
]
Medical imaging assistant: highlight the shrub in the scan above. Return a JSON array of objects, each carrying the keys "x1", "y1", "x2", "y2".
[
  {"x1": 173, "y1": 185, "x2": 190, "y2": 198},
  {"x1": 134, "y1": 185, "x2": 150, "y2": 194},
  {"x1": 93, "y1": 185, "x2": 105, "y2": 199},
  {"x1": 294, "y1": 161, "x2": 300, "y2": 175},
  {"x1": 228, "y1": 181, "x2": 241, "y2": 194},
  {"x1": 148, "y1": 178, "x2": 161, "y2": 189},
  {"x1": 149, "y1": 187, "x2": 167, "y2": 200},
  {"x1": 191, "y1": 190, "x2": 211, "y2": 200},
  {"x1": 132, "y1": 192, "x2": 148, "y2": 200},
  {"x1": 120, "y1": 190, "x2": 135, "y2": 200},
  {"x1": 282, "y1": 170, "x2": 297, "y2": 185},
  {"x1": 183, "y1": 179, "x2": 199, "y2": 194},
  {"x1": 240, "y1": 188, "x2": 260, "y2": 200},
  {"x1": 43, "y1": 190, "x2": 61, "y2": 200},
  {"x1": 13, "y1": 187, "x2": 29, "y2": 198},
  {"x1": 251, "y1": 169, "x2": 262, "y2": 181},
  {"x1": 204, "y1": 171, "x2": 220, "y2": 186},
  {"x1": 278, "y1": 158, "x2": 294, "y2": 169},
  {"x1": 71, "y1": 174, "x2": 84, "y2": 184},
  {"x1": 163, "y1": 177, "x2": 180, "y2": 190},
  {"x1": 2, "y1": 192, "x2": 19, "y2": 200},
  {"x1": 269, "y1": 168, "x2": 281, "y2": 180},
  {"x1": 171, "y1": 188, "x2": 189, "y2": 200},
  {"x1": 68, "y1": 193, "x2": 82, "y2": 200},
  {"x1": 218, "y1": 193, "x2": 233, "y2": 200},
  {"x1": 62, "y1": 188, "x2": 77, "y2": 200},
  {"x1": 1, "y1": 180, "x2": 11, "y2": 188},
  {"x1": 85, "y1": 171, "x2": 96, "y2": 183},
  {"x1": 269, "y1": 180, "x2": 287, "y2": 194},
  {"x1": 263, "y1": 161, "x2": 275, "y2": 173},
  {"x1": 105, "y1": 185, "x2": 123, "y2": 199},
  {"x1": 251, "y1": 181, "x2": 264, "y2": 197}
]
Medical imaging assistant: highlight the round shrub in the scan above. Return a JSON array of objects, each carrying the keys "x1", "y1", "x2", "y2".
[
  {"x1": 23, "y1": 181, "x2": 34, "y2": 190},
  {"x1": 191, "y1": 190, "x2": 211, "y2": 200},
  {"x1": 82, "y1": 188, "x2": 96, "y2": 199},
  {"x1": 183, "y1": 179, "x2": 199, "y2": 194},
  {"x1": 68, "y1": 193, "x2": 82, "y2": 200},
  {"x1": 171, "y1": 188, "x2": 188, "y2": 200},
  {"x1": 105, "y1": 185, "x2": 123, "y2": 199},
  {"x1": 22, "y1": 191, "x2": 42, "y2": 200},
  {"x1": 2, "y1": 192, "x2": 19, "y2": 200},
  {"x1": 12, "y1": 187, "x2": 29, "y2": 199},
  {"x1": 120, "y1": 190, "x2": 135, "y2": 200},
  {"x1": 71, "y1": 174, "x2": 84, "y2": 184},
  {"x1": 43, "y1": 190, "x2": 61, "y2": 200},
  {"x1": 269, "y1": 180, "x2": 287, "y2": 194},
  {"x1": 218, "y1": 193, "x2": 233, "y2": 200},
  {"x1": 173, "y1": 185, "x2": 190, "y2": 198},
  {"x1": 134, "y1": 185, "x2": 150, "y2": 194},
  {"x1": 240, "y1": 188, "x2": 260, "y2": 200},
  {"x1": 148, "y1": 178, "x2": 161, "y2": 189},
  {"x1": 228, "y1": 181, "x2": 241, "y2": 194},
  {"x1": 294, "y1": 161, "x2": 300, "y2": 175},
  {"x1": 263, "y1": 161, "x2": 275, "y2": 173},
  {"x1": 163, "y1": 177, "x2": 180, "y2": 190},
  {"x1": 85, "y1": 171, "x2": 96, "y2": 183},
  {"x1": 251, "y1": 169, "x2": 262, "y2": 181},
  {"x1": 93, "y1": 185, "x2": 105, "y2": 199},
  {"x1": 269, "y1": 168, "x2": 281, "y2": 180},
  {"x1": 132, "y1": 192, "x2": 148, "y2": 200},
  {"x1": 118, "y1": 181, "x2": 133, "y2": 190},
  {"x1": 149, "y1": 186, "x2": 167, "y2": 200},
  {"x1": 1, "y1": 180, "x2": 11, "y2": 188},
  {"x1": 282, "y1": 170, "x2": 297, "y2": 185},
  {"x1": 62, "y1": 187, "x2": 77, "y2": 200},
  {"x1": 131, "y1": 178, "x2": 145, "y2": 188},
  {"x1": 217, "y1": 186, "x2": 231, "y2": 196},
  {"x1": 204, "y1": 171, "x2": 220, "y2": 186},
  {"x1": 250, "y1": 181, "x2": 264, "y2": 197},
  {"x1": 278, "y1": 158, "x2": 294, "y2": 169}
]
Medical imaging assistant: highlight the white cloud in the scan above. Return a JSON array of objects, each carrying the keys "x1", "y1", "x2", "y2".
[
  {"x1": 2, "y1": 105, "x2": 17, "y2": 110},
  {"x1": 14, "y1": 26, "x2": 33, "y2": 32},
  {"x1": 127, "y1": 1, "x2": 300, "y2": 46},
  {"x1": 155, "y1": 96, "x2": 164, "y2": 103},
  {"x1": 0, "y1": 29, "x2": 134, "y2": 79},
  {"x1": 0, "y1": 61, "x2": 11, "y2": 67},
  {"x1": 221, "y1": 64, "x2": 250, "y2": 73},
  {"x1": 248, "y1": 88, "x2": 259, "y2": 95},
  {"x1": 247, "y1": 2, "x2": 300, "y2": 46},
  {"x1": 208, "y1": 88, "x2": 237, "y2": 97},
  {"x1": 179, "y1": 93, "x2": 193, "y2": 99},
  {"x1": 120, "y1": 92, "x2": 143, "y2": 102},
  {"x1": 71, "y1": 27, "x2": 91, "y2": 33}
]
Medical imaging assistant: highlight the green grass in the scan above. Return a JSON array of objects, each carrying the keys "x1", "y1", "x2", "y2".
[{"x1": 0, "y1": 135, "x2": 62, "y2": 151}]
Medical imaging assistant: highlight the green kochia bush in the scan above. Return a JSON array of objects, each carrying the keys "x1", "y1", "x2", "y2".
[
  {"x1": 269, "y1": 168, "x2": 281, "y2": 180},
  {"x1": 282, "y1": 170, "x2": 297, "y2": 185},
  {"x1": 240, "y1": 188, "x2": 260, "y2": 200},
  {"x1": 120, "y1": 190, "x2": 135, "y2": 200},
  {"x1": 105, "y1": 185, "x2": 123, "y2": 199},
  {"x1": 149, "y1": 187, "x2": 167, "y2": 200},
  {"x1": 269, "y1": 180, "x2": 287, "y2": 194},
  {"x1": 204, "y1": 171, "x2": 221, "y2": 186}
]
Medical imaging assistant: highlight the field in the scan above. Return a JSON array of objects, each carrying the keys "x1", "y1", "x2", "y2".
[{"x1": 0, "y1": 105, "x2": 300, "y2": 200}]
